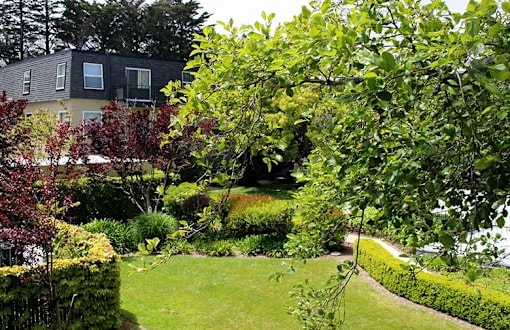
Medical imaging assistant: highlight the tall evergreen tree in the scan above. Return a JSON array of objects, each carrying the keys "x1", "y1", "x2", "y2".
[
  {"x1": 1, "y1": 0, "x2": 41, "y2": 61},
  {"x1": 143, "y1": 0, "x2": 210, "y2": 61},
  {"x1": 55, "y1": 0, "x2": 99, "y2": 50},
  {"x1": 31, "y1": 0, "x2": 65, "y2": 55},
  {"x1": 94, "y1": 0, "x2": 147, "y2": 54}
]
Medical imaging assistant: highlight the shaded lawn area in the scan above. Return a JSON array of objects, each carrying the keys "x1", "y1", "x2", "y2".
[
  {"x1": 121, "y1": 256, "x2": 469, "y2": 330},
  {"x1": 209, "y1": 183, "x2": 297, "y2": 200}
]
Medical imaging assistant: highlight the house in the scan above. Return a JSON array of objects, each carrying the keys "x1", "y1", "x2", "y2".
[{"x1": 0, "y1": 49, "x2": 191, "y2": 125}]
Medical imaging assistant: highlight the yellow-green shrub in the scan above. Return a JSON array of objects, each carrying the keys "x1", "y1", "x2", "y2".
[
  {"x1": 356, "y1": 238, "x2": 510, "y2": 329},
  {"x1": 224, "y1": 194, "x2": 294, "y2": 237},
  {"x1": 0, "y1": 222, "x2": 121, "y2": 330}
]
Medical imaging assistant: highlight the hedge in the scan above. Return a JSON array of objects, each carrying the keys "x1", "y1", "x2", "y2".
[
  {"x1": 0, "y1": 222, "x2": 121, "y2": 330},
  {"x1": 356, "y1": 238, "x2": 510, "y2": 329},
  {"x1": 224, "y1": 194, "x2": 294, "y2": 237}
]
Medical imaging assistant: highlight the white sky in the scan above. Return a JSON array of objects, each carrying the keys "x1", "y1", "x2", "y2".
[{"x1": 198, "y1": 0, "x2": 471, "y2": 28}]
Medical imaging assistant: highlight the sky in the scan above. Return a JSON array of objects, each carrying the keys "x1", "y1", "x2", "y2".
[{"x1": 197, "y1": 0, "x2": 471, "y2": 28}]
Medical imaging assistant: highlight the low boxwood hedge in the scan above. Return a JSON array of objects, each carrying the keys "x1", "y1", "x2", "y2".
[
  {"x1": 0, "y1": 222, "x2": 121, "y2": 330},
  {"x1": 356, "y1": 238, "x2": 510, "y2": 329}
]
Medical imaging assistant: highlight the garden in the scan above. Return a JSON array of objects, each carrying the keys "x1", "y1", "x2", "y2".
[{"x1": 2, "y1": 0, "x2": 510, "y2": 329}]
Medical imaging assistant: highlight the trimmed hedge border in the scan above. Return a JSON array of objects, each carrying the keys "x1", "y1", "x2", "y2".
[
  {"x1": 0, "y1": 222, "x2": 121, "y2": 329},
  {"x1": 356, "y1": 238, "x2": 510, "y2": 329}
]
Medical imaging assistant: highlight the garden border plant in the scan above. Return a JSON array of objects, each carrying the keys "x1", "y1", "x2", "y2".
[
  {"x1": 356, "y1": 238, "x2": 510, "y2": 330},
  {"x1": 0, "y1": 222, "x2": 121, "y2": 329}
]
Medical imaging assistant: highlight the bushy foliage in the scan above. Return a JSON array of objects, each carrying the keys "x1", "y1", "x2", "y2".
[
  {"x1": 193, "y1": 239, "x2": 234, "y2": 257},
  {"x1": 130, "y1": 212, "x2": 179, "y2": 247},
  {"x1": 163, "y1": 182, "x2": 204, "y2": 216},
  {"x1": 68, "y1": 178, "x2": 142, "y2": 222},
  {"x1": 180, "y1": 193, "x2": 212, "y2": 224},
  {"x1": 285, "y1": 185, "x2": 349, "y2": 258},
  {"x1": 2, "y1": 222, "x2": 121, "y2": 329},
  {"x1": 357, "y1": 238, "x2": 510, "y2": 330},
  {"x1": 224, "y1": 194, "x2": 294, "y2": 237},
  {"x1": 236, "y1": 233, "x2": 286, "y2": 257},
  {"x1": 81, "y1": 218, "x2": 136, "y2": 254}
]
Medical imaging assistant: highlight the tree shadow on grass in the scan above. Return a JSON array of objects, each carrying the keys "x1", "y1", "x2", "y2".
[{"x1": 120, "y1": 309, "x2": 144, "y2": 330}]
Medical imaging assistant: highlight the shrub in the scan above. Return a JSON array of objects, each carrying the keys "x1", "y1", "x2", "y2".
[
  {"x1": 180, "y1": 193, "x2": 212, "y2": 225},
  {"x1": 1, "y1": 222, "x2": 121, "y2": 329},
  {"x1": 81, "y1": 218, "x2": 136, "y2": 254},
  {"x1": 356, "y1": 238, "x2": 510, "y2": 330},
  {"x1": 193, "y1": 239, "x2": 234, "y2": 257},
  {"x1": 130, "y1": 212, "x2": 179, "y2": 247},
  {"x1": 224, "y1": 194, "x2": 294, "y2": 237},
  {"x1": 163, "y1": 182, "x2": 204, "y2": 216},
  {"x1": 285, "y1": 206, "x2": 348, "y2": 258},
  {"x1": 66, "y1": 178, "x2": 142, "y2": 223},
  {"x1": 236, "y1": 233, "x2": 287, "y2": 257}
]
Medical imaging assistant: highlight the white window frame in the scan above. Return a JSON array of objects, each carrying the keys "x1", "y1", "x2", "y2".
[
  {"x1": 182, "y1": 71, "x2": 193, "y2": 85},
  {"x1": 23, "y1": 70, "x2": 31, "y2": 95},
  {"x1": 58, "y1": 111, "x2": 69, "y2": 123},
  {"x1": 56, "y1": 63, "x2": 66, "y2": 90},
  {"x1": 83, "y1": 111, "x2": 102, "y2": 124},
  {"x1": 83, "y1": 63, "x2": 104, "y2": 90},
  {"x1": 125, "y1": 67, "x2": 151, "y2": 101}
]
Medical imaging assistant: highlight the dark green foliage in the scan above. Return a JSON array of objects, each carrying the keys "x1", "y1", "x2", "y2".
[
  {"x1": 131, "y1": 212, "x2": 179, "y2": 247},
  {"x1": 81, "y1": 218, "x2": 136, "y2": 254},
  {"x1": 357, "y1": 238, "x2": 510, "y2": 330},
  {"x1": 0, "y1": 222, "x2": 120, "y2": 329}
]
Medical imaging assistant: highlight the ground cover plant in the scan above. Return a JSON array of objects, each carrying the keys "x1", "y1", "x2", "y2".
[{"x1": 120, "y1": 256, "x2": 472, "y2": 330}]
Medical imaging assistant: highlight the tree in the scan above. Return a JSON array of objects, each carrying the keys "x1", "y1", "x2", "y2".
[
  {"x1": 55, "y1": 0, "x2": 100, "y2": 50},
  {"x1": 94, "y1": 0, "x2": 147, "y2": 54},
  {"x1": 163, "y1": 0, "x2": 510, "y2": 326},
  {"x1": 82, "y1": 102, "x2": 211, "y2": 213},
  {"x1": 143, "y1": 0, "x2": 211, "y2": 60},
  {"x1": 0, "y1": 0, "x2": 42, "y2": 61},
  {"x1": 31, "y1": 0, "x2": 64, "y2": 55}
]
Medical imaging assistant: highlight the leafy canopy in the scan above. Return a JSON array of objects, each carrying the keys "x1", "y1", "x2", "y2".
[{"x1": 166, "y1": 0, "x2": 510, "y2": 263}]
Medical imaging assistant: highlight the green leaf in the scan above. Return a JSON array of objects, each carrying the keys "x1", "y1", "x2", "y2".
[
  {"x1": 488, "y1": 21, "x2": 501, "y2": 37},
  {"x1": 482, "y1": 82, "x2": 501, "y2": 95},
  {"x1": 381, "y1": 51, "x2": 396, "y2": 71},
  {"x1": 466, "y1": 19, "x2": 480, "y2": 38},
  {"x1": 496, "y1": 215, "x2": 506, "y2": 228},
  {"x1": 439, "y1": 233, "x2": 455, "y2": 249},
  {"x1": 502, "y1": 2, "x2": 510, "y2": 13},
  {"x1": 475, "y1": 155, "x2": 500, "y2": 170}
]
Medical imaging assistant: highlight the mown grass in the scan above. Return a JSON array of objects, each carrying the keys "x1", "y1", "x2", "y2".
[{"x1": 121, "y1": 256, "x2": 470, "y2": 330}]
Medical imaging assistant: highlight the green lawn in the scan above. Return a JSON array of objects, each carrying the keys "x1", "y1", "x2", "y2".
[{"x1": 121, "y1": 256, "x2": 470, "y2": 330}]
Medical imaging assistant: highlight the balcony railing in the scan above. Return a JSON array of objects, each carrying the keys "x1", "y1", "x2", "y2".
[{"x1": 113, "y1": 85, "x2": 168, "y2": 105}]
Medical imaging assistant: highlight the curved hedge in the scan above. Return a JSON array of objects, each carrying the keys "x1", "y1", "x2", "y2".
[
  {"x1": 0, "y1": 222, "x2": 121, "y2": 330},
  {"x1": 356, "y1": 238, "x2": 510, "y2": 329}
]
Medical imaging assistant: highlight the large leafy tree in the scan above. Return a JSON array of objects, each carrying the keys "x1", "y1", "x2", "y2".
[{"x1": 163, "y1": 0, "x2": 510, "y2": 325}]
